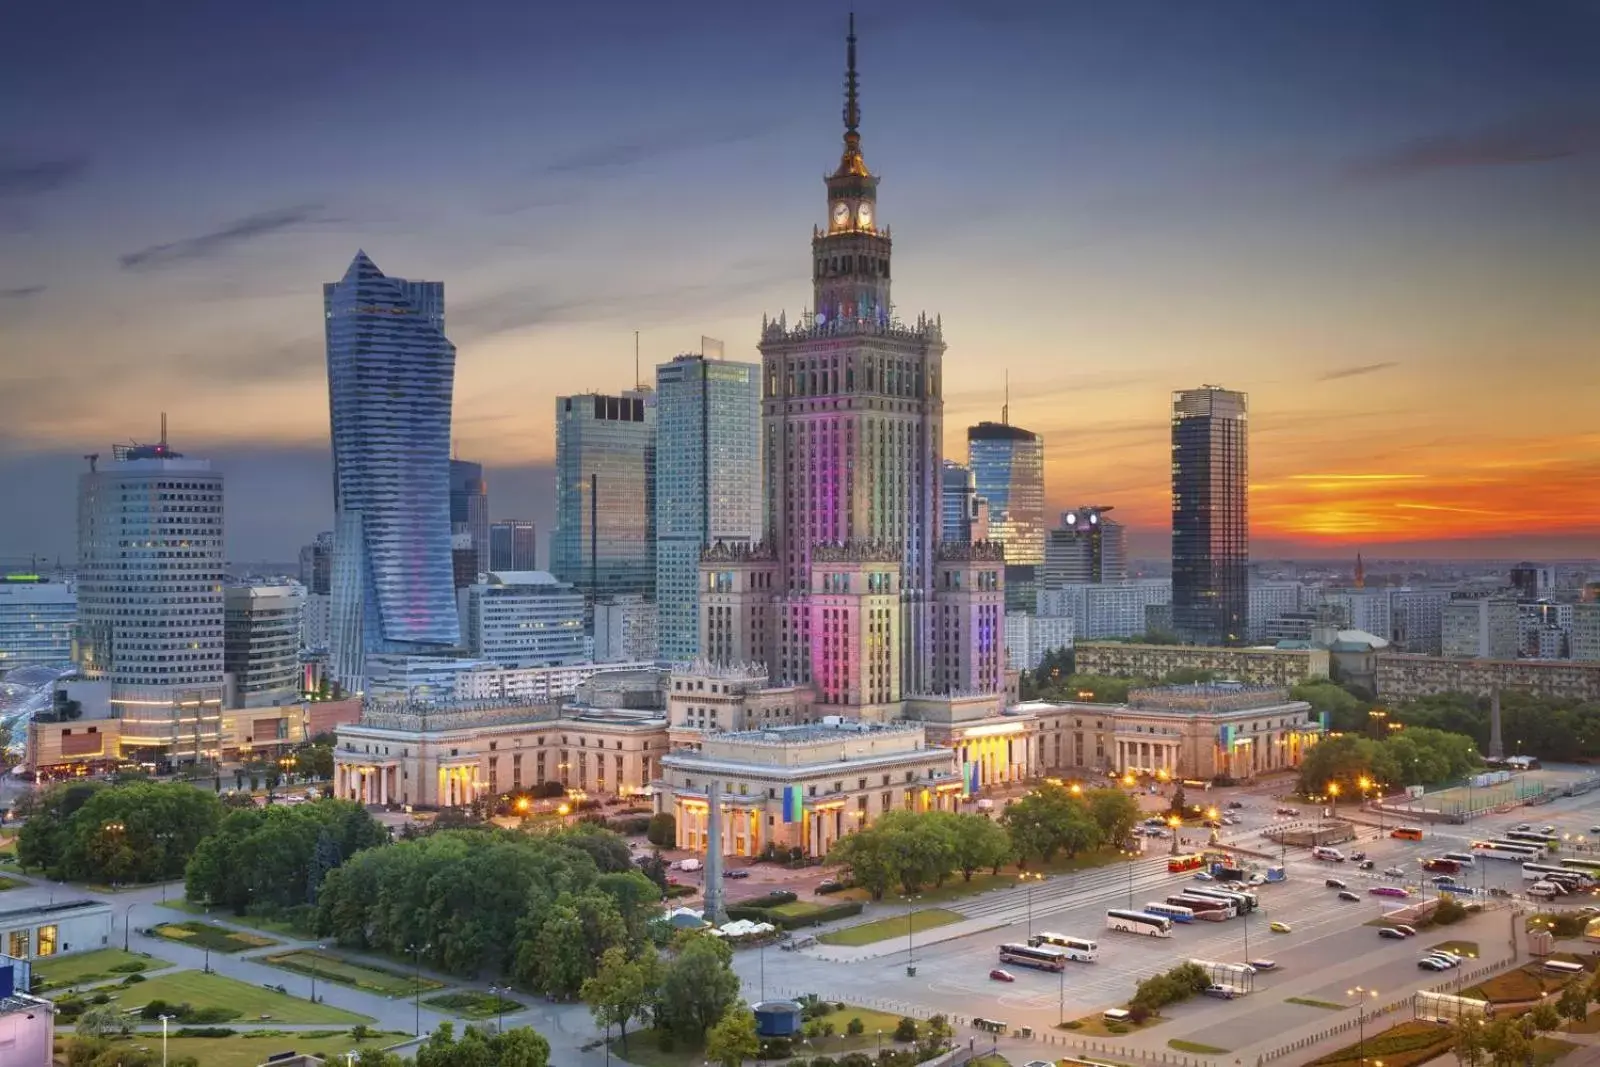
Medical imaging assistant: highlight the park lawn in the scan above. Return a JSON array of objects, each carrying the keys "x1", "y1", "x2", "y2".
[
  {"x1": 424, "y1": 990, "x2": 525, "y2": 1019},
  {"x1": 1168, "y1": 1039, "x2": 1229, "y2": 1054},
  {"x1": 1531, "y1": 1036, "x2": 1580, "y2": 1064},
  {"x1": 1563, "y1": 1011, "x2": 1600, "y2": 1034},
  {"x1": 151, "y1": 920, "x2": 278, "y2": 953},
  {"x1": 118, "y1": 969, "x2": 373, "y2": 1024},
  {"x1": 1463, "y1": 964, "x2": 1573, "y2": 1004},
  {"x1": 770, "y1": 899, "x2": 843, "y2": 920},
  {"x1": 1303, "y1": 1020, "x2": 1456, "y2": 1067},
  {"x1": 126, "y1": 1029, "x2": 410, "y2": 1067},
  {"x1": 1065, "y1": 1012, "x2": 1164, "y2": 1038},
  {"x1": 265, "y1": 949, "x2": 443, "y2": 997},
  {"x1": 160, "y1": 900, "x2": 306, "y2": 938},
  {"x1": 968, "y1": 1058, "x2": 1009, "y2": 1067},
  {"x1": 902, "y1": 849, "x2": 1125, "y2": 905},
  {"x1": 818, "y1": 908, "x2": 962, "y2": 946},
  {"x1": 616, "y1": 1007, "x2": 923, "y2": 1067},
  {"x1": 0, "y1": 874, "x2": 24, "y2": 891},
  {"x1": 32, "y1": 948, "x2": 168, "y2": 990}
]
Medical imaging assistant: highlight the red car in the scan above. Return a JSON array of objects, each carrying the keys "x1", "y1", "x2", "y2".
[{"x1": 989, "y1": 969, "x2": 1015, "y2": 982}]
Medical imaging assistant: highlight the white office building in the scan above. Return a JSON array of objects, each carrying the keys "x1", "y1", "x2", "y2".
[
  {"x1": 301, "y1": 592, "x2": 332, "y2": 651},
  {"x1": 1004, "y1": 612, "x2": 1074, "y2": 671},
  {"x1": 1316, "y1": 589, "x2": 1392, "y2": 642},
  {"x1": 593, "y1": 595, "x2": 659, "y2": 663},
  {"x1": 1248, "y1": 580, "x2": 1308, "y2": 642},
  {"x1": 457, "y1": 572, "x2": 585, "y2": 668},
  {"x1": 75, "y1": 430, "x2": 224, "y2": 764},
  {"x1": 0, "y1": 579, "x2": 76, "y2": 676},
  {"x1": 223, "y1": 583, "x2": 304, "y2": 709},
  {"x1": 1389, "y1": 588, "x2": 1450, "y2": 655},
  {"x1": 1441, "y1": 597, "x2": 1519, "y2": 659},
  {"x1": 1036, "y1": 579, "x2": 1171, "y2": 639},
  {"x1": 1572, "y1": 603, "x2": 1600, "y2": 662}
]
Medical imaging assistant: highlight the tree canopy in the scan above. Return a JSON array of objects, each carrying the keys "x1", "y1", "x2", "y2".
[{"x1": 19, "y1": 780, "x2": 222, "y2": 883}]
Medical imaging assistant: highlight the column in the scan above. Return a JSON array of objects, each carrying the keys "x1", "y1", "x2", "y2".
[{"x1": 380, "y1": 768, "x2": 389, "y2": 806}]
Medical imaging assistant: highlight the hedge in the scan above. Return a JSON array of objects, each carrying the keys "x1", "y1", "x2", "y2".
[
  {"x1": 727, "y1": 901, "x2": 863, "y2": 930},
  {"x1": 741, "y1": 890, "x2": 799, "y2": 909}
]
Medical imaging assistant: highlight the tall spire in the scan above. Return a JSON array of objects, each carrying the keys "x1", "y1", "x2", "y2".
[{"x1": 835, "y1": 13, "x2": 870, "y2": 178}]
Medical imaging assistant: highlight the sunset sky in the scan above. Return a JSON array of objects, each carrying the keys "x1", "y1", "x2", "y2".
[{"x1": 3, "y1": 0, "x2": 1598, "y2": 563}]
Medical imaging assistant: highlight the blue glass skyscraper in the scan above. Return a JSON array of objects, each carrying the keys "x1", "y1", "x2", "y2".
[
  {"x1": 654, "y1": 354, "x2": 761, "y2": 662},
  {"x1": 325, "y1": 251, "x2": 461, "y2": 690}
]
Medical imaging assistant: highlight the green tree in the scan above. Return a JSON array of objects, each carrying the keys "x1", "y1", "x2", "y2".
[
  {"x1": 1002, "y1": 782, "x2": 1103, "y2": 863},
  {"x1": 494, "y1": 1027, "x2": 553, "y2": 1067},
  {"x1": 946, "y1": 813, "x2": 1011, "y2": 881},
  {"x1": 925, "y1": 1013, "x2": 953, "y2": 1048},
  {"x1": 1290, "y1": 681, "x2": 1366, "y2": 733},
  {"x1": 829, "y1": 826, "x2": 893, "y2": 900},
  {"x1": 1084, "y1": 788, "x2": 1140, "y2": 844},
  {"x1": 583, "y1": 946, "x2": 663, "y2": 1051},
  {"x1": 1482, "y1": 1016, "x2": 1530, "y2": 1066},
  {"x1": 646, "y1": 813, "x2": 676, "y2": 847},
  {"x1": 1527, "y1": 998, "x2": 1562, "y2": 1035},
  {"x1": 1558, "y1": 980, "x2": 1589, "y2": 1025},
  {"x1": 705, "y1": 1003, "x2": 760, "y2": 1067},
  {"x1": 1451, "y1": 1016, "x2": 1487, "y2": 1067},
  {"x1": 75, "y1": 1003, "x2": 132, "y2": 1038},
  {"x1": 660, "y1": 934, "x2": 740, "y2": 1042},
  {"x1": 25, "y1": 780, "x2": 223, "y2": 884}
]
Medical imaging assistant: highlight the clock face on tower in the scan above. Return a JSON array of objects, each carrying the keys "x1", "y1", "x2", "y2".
[
  {"x1": 856, "y1": 203, "x2": 872, "y2": 228},
  {"x1": 832, "y1": 202, "x2": 849, "y2": 227}
]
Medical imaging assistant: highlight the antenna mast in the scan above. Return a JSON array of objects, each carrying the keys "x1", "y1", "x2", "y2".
[
  {"x1": 634, "y1": 331, "x2": 640, "y2": 390},
  {"x1": 1002, "y1": 371, "x2": 1010, "y2": 426}
]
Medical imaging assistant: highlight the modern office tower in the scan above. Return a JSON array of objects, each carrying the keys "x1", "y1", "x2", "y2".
[
  {"x1": 325, "y1": 251, "x2": 461, "y2": 692},
  {"x1": 450, "y1": 530, "x2": 478, "y2": 590},
  {"x1": 0, "y1": 576, "x2": 76, "y2": 675},
  {"x1": 223, "y1": 583, "x2": 304, "y2": 708},
  {"x1": 1041, "y1": 507, "x2": 1126, "y2": 588},
  {"x1": 940, "y1": 460, "x2": 978, "y2": 544},
  {"x1": 449, "y1": 459, "x2": 490, "y2": 572},
  {"x1": 1441, "y1": 596, "x2": 1519, "y2": 659},
  {"x1": 457, "y1": 571, "x2": 585, "y2": 668},
  {"x1": 1509, "y1": 562, "x2": 1554, "y2": 602},
  {"x1": 1248, "y1": 580, "x2": 1308, "y2": 642},
  {"x1": 654, "y1": 353, "x2": 762, "y2": 662},
  {"x1": 1170, "y1": 385, "x2": 1248, "y2": 645},
  {"x1": 298, "y1": 532, "x2": 333, "y2": 595},
  {"x1": 1036, "y1": 579, "x2": 1172, "y2": 639},
  {"x1": 76, "y1": 426, "x2": 224, "y2": 763},
  {"x1": 1004, "y1": 612, "x2": 1074, "y2": 671},
  {"x1": 1572, "y1": 603, "x2": 1600, "y2": 661},
  {"x1": 592, "y1": 595, "x2": 659, "y2": 663},
  {"x1": 967, "y1": 421, "x2": 1045, "y2": 563},
  {"x1": 490, "y1": 520, "x2": 538, "y2": 572},
  {"x1": 551, "y1": 391, "x2": 657, "y2": 600}
]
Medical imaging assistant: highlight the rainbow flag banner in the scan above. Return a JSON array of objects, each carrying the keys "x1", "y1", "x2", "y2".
[
  {"x1": 782, "y1": 784, "x2": 805, "y2": 823},
  {"x1": 962, "y1": 761, "x2": 981, "y2": 797}
]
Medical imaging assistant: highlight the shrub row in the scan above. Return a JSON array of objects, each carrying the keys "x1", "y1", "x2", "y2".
[
  {"x1": 725, "y1": 900, "x2": 863, "y2": 930},
  {"x1": 740, "y1": 890, "x2": 799, "y2": 909}
]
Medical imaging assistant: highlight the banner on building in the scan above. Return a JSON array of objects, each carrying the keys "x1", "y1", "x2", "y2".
[
  {"x1": 1319, "y1": 710, "x2": 1330, "y2": 733},
  {"x1": 1219, "y1": 724, "x2": 1235, "y2": 748},
  {"x1": 782, "y1": 784, "x2": 805, "y2": 823},
  {"x1": 963, "y1": 761, "x2": 981, "y2": 798}
]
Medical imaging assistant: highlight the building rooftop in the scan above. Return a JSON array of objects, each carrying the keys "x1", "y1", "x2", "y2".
[
  {"x1": 485, "y1": 571, "x2": 564, "y2": 586},
  {"x1": 0, "y1": 898, "x2": 108, "y2": 923},
  {"x1": 1126, "y1": 683, "x2": 1298, "y2": 715},
  {"x1": 716, "y1": 720, "x2": 921, "y2": 745}
]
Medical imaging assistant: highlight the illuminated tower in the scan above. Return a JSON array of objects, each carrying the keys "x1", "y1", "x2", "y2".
[
  {"x1": 1170, "y1": 386, "x2": 1249, "y2": 645},
  {"x1": 757, "y1": 15, "x2": 945, "y2": 699}
]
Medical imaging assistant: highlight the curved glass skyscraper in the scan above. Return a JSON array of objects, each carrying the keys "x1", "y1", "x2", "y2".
[{"x1": 325, "y1": 251, "x2": 461, "y2": 690}]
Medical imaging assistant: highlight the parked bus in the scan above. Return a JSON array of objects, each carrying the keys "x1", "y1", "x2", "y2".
[
  {"x1": 1168, "y1": 853, "x2": 1205, "y2": 874},
  {"x1": 1522, "y1": 863, "x2": 1591, "y2": 887},
  {"x1": 1560, "y1": 857, "x2": 1600, "y2": 876},
  {"x1": 1185, "y1": 885, "x2": 1258, "y2": 913},
  {"x1": 1169, "y1": 894, "x2": 1235, "y2": 920},
  {"x1": 1106, "y1": 909, "x2": 1173, "y2": 938},
  {"x1": 1504, "y1": 830, "x2": 1560, "y2": 847},
  {"x1": 998, "y1": 942, "x2": 1068, "y2": 972},
  {"x1": 1144, "y1": 901, "x2": 1195, "y2": 924},
  {"x1": 1027, "y1": 933, "x2": 1099, "y2": 962},
  {"x1": 1470, "y1": 840, "x2": 1539, "y2": 861},
  {"x1": 1543, "y1": 960, "x2": 1585, "y2": 975},
  {"x1": 1441, "y1": 851, "x2": 1477, "y2": 867},
  {"x1": 1390, "y1": 826, "x2": 1425, "y2": 841}
]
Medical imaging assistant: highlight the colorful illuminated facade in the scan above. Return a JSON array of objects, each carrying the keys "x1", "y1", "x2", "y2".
[{"x1": 695, "y1": 17, "x2": 1004, "y2": 727}]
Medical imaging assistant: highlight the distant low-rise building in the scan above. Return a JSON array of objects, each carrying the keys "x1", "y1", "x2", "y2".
[
  {"x1": 1375, "y1": 654, "x2": 1600, "y2": 702},
  {"x1": 1248, "y1": 580, "x2": 1307, "y2": 642},
  {"x1": 1573, "y1": 603, "x2": 1600, "y2": 662},
  {"x1": 457, "y1": 571, "x2": 585, "y2": 668},
  {"x1": 1441, "y1": 597, "x2": 1519, "y2": 659},
  {"x1": 1036, "y1": 580, "x2": 1171, "y2": 639},
  {"x1": 0, "y1": 578, "x2": 76, "y2": 677},
  {"x1": 1074, "y1": 641, "x2": 1329, "y2": 686},
  {"x1": 0, "y1": 900, "x2": 111, "y2": 962}
]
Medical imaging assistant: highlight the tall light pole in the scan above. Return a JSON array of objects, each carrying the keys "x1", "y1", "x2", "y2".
[
  {"x1": 905, "y1": 895, "x2": 921, "y2": 975},
  {"x1": 490, "y1": 984, "x2": 506, "y2": 1032},
  {"x1": 123, "y1": 902, "x2": 136, "y2": 952},
  {"x1": 1347, "y1": 986, "x2": 1377, "y2": 1065},
  {"x1": 407, "y1": 942, "x2": 429, "y2": 1036},
  {"x1": 160, "y1": 1013, "x2": 173, "y2": 1067},
  {"x1": 1019, "y1": 872, "x2": 1043, "y2": 937}
]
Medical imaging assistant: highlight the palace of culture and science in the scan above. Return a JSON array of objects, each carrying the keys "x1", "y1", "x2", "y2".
[{"x1": 330, "y1": 21, "x2": 1331, "y2": 860}]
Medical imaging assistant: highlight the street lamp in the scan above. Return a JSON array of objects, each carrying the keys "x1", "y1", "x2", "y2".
[
  {"x1": 160, "y1": 1013, "x2": 173, "y2": 1067},
  {"x1": 1167, "y1": 815, "x2": 1182, "y2": 856},
  {"x1": 1121, "y1": 848, "x2": 1138, "y2": 909},
  {"x1": 1018, "y1": 872, "x2": 1043, "y2": 936},
  {"x1": 123, "y1": 902, "x2": 136, "y2": 952},
  {"x1": 1347, "y1": 986, "x2": 1378, "y2": 1065},
  {"x1": 904, "y1": 895, "x2": 921, "y2": 975},
  {"x1": 407, "y1": 942, "x2": 430, "y2": 1036},
  {"x1": 489, "y1": 984, "x2": 507, "y2": 1032}
]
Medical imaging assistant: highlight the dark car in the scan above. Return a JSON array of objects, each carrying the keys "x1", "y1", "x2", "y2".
[
  {"x1": 1358, "y1": 860, "x2": 1375, "y2": 870},
  {"x1": 1202, "y1": 819, "x2": 1222, "y2": 829},
  {"x1": 814, "y1": 879, "x2": 844, "y2": 894},
  {"x1": 1338, "y1": 890, "x2": 1361, "y2": 902},
  {"x1": 1350, "y1": 851, "x2": 1368, "y2": 862},
  {"x1": 1325, "y1": 878, "x2": 1348, "y2": 889},
  {"x1": 724, "y1": 869, "x2": 750, "y2": 879},
  {"x1": 1378, "y1": 928, "x2": 1407, "y2": 940},
  {"x1": 1276, "y1": 807, "x2": 1299, "y2": 816},
  {"x1": 1227, "y1": 801, "x2": 1245, "y2": 810}
]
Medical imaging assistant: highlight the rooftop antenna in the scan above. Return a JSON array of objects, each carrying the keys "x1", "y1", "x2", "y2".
[
  {"x1": 1002, "y1": 370, "x2": 1010, "y2": 426},
  {"x1": 159, "y1": 411, "x2": 168, "y2": 451},
  {"x1": 634, "y1": 330, "x2": 640, "y2": 390}
]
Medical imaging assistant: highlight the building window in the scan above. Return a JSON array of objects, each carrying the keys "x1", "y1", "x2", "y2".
[
  {"x1": 36, "y1": 924, "x2": 58, "y2": 957},
  {"x1": 7, "y1": 930, "x2": 27, "y2": 957}
]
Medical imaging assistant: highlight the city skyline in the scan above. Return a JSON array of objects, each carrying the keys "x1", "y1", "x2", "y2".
[{"x1": 3, "y1": 1, "x2": 1599, "y2": 562}]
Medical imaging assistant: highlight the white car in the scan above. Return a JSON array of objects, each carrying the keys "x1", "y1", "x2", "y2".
[
  {"x1": 1194, "y1": 871, "x2": 1215, "y2": 882},
  {"x1": 1384, "y1": 866, "x2": 1405, "y2": 877}
]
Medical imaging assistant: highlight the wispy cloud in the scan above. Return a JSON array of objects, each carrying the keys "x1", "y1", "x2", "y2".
[
  {"x1": 0, "y1": 155, "x2": 89, "y2": 197},
  {"x1": 1318, "y1": 361, "x2": 1398, "y2": 382},
  {"x1": 0, "y1": 285, "x2": 44, "y2": 300},
  {"x1": 541, "y1": 120, "x2": 779, "y2": 176},
  {"x1": 118, "y1": 204, "x2": 322, "y2": 271},
  {"x1": 1348, "y1": 110, "x2": 1600, "y2": 182}
]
